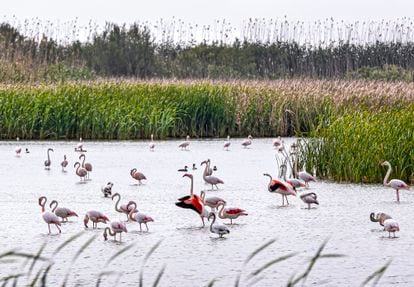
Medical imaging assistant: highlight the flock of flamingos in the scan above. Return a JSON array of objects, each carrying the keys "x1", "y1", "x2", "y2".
[{"x1": 14, "y1": 135, "x2": 409, "y2": 240}]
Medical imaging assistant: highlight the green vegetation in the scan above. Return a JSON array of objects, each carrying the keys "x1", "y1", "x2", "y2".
[{"x1": 347, "y1": 65, "x2": 414, "y2": 82}]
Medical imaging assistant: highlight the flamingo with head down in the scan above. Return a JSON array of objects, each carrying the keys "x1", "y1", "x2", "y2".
[
  {"x1": 300, "y1": 192, "x2": 319, "y2": 209},
  {"x1": 263, "y1": 173, "x2": 296, "y2": 206},
  {"x1": 111, "y1": 192, "x2": 137, "y2": 220},
  {"x1": 103, "y1": 221, "x2": 127, "y2": 242},
  {"x1": 127, "y1": 202, "x2": 154, "y2": 232},
  {"x1": 38, "y1": 196, "x2": 61, "y2": 234},
  {"x1": 84, "y1": 210, "x2": 110, "y2": 229},
  {"x1": 208, "y1": 213, "x2": 230, "y2": 238},
  {"x1": 381, "y1": 161, "x2": 410, "y2": 203},
  {"x1": 175, "y1": 173, "x2": 210, "y2": 227}
]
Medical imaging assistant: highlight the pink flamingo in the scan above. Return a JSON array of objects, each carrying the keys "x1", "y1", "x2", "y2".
[
  {"x1": 217, "y1": 201, "x2": 248, "y2": 225},
  {"x1": 111, "y1": 192, "x2": 137, "y2": 220},
  {"x1": 79, "y1": 154, "x2": 92, "y2": 179},
  {"x1": 61, "y1": 155, "x2": 68, "y2": 172},
  {"x1": 263, "y1": 173, "x2": 296, "y2": 206},
  {"x1": 149, "y1": 134, "x2": 155, "y2": 151},
  {"x1": 75, "y1": 137, "x2": 86, "y2": 152},
  {"x1": 130, "y1": 168, "x2": 146, "y2": 184},
  {"x1": 381, "y1": 161, "x2": 410, "y2": 203},
  {"x1": 176, "y1": 173, "x2": 210, "y2": 226},
  {"x1": 127, "y1": 202, "x2": 154, "y2": 232},
  {"x1": 241, "y1": 135, "x2": 253, "y2": 148},
  {"x1": 286, "y1": 178, "x2": 306, "y2": 190},
  {"x1": 74, "y1": 162, "x2": 87, "y2": 182},
  {"x1": 223, "y1": 135, "x2": 231, "y2": 150},
  {"x1": 300, "y1": 192, "x2": 319, "y2": 209},
  {"x1": 38, "y1": 196, "x2": 61, "y2": 234},
  {"x1": 103, "y1": 221, "x2": 127, "y2": 241},
  {"x1": 272, "y1": 136, "x2": 284, "y2": 150},
  {"x1": 84, "y1": 210, "x2": 110, "y2": 229},
  {"x1": 49, "y1": 200, "x2": 78, "y2": 222},
  {"x1": 200, "y1": 191, "x2": 226, "y2": 212},
  {"x1": 383, "y1": 219, "x2": 400, "y2": 238},
  {"x1": 179, "y1": 135, "x2": 190, "y2": 150},
  {"x1": 299, "y1": 170, "x2": 316, "y2": 188},
  {"x1": 15, "y1": 137, "x2": 22, "y2": 156}
]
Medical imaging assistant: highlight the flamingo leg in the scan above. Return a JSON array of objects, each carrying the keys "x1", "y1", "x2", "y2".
[
  {"x1": 396, "y1": 190, "x2": 400, "y2": 203},
  {"x1": 308, "y1": 203, "x2": 311, "y2": 209},
  {"x1": 48, "y1": 224, "x2": 51, "y2": 234},
  {"x1": 145, "y1": 223, "x2": 149, "y2": 231},
  {"x1": 139, "y1": 223, "x2": 142, "y2": 232},
  {"x1": 286, "y1": 196, "x2": 289, "y2": 205},
  {"x1": 201, "y1": 217, "x2": 205, "y2": 227},
  {"x1": 56, "y1": 224, "x2": 61, "y2": 233}
]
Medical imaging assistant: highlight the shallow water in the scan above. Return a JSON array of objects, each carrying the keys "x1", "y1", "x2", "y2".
[{"x1": 1, "y1": 138, "x2": 413, "y2": 286}]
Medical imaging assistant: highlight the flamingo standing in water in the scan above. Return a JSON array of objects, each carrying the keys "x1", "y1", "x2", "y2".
[
  {"x1": 370, "y1": 212, "x2": 392, "y2": 227},
  {"x1": 263, "y1": 173, "x2": 296, "y2": 206},
  {"x1": 179, "y1": 135, "x2": 190, "y2": 150},
  {"x1": 61, "y1": 155, "x2": 68, "y2": 172},
  {"x1": 74, "y1": 162, "x2": 88, "y2": 182},
  {"x1": 75, "y1": 137, "x2": 86, "y2": 152},
  {"x1": 111, "y1": 193, "x2": 137, "y2": 220},
  {"x1": 49, "y1": 200, "x2": 78, "y2": 222},
  {"x1": 44, "y1": 148, "x2": 53, "y2": 169},
  {"x1": 130, "y1": 168, "x2": 146, "y2": 184},
  {"x1": 38, "y1": 196, "x2": 61, "y2": 234},
  {"x1": 200, "y1": 191, "x2": 226, "y2": 212},
  {"x1": 300, "y1": 192, "x2": 319, "y2": 209},
  {"x1": 84, "y1": 210, "x2": 110, "y2": 229},
  {"x1": 272, "y1": 136, "x2": 284, "y2": 151},
  {"x1": 217, "y1": 202, "x2": 248, "y2": 225},
  {"x1": 15, "y1": 137, "x2": 22, "y2": 156},
  {"x1": 383, "y1": 219, "x2": 400, "y2": 238},
  {"x1": 201, "y1": 160, "x2": 224, "y2": 190},
  {"x1": 241, "y1": 135, "x2": 253, "y2": 148},
  {"x1": 175, "y1": 173, "x2": 210, "y2": 226},
  {"x1": 381, "y1": 161, "x2": 410, "y2": 203},
  {"x1": 127, "y1": 202, "x2": 154, "y2": 232},
  {"x1": 299, "y1": 170, "x2": 316, "y2": 188},
  {"x1": 79, "y1": 154, "x2": 92, "y2": 179},
  {"x1": 223, "y1": 135, "x2": 231, "y2": 150},
  {"x1": 149, "y1": 134, "x2": 155, "y2": 151},
  {"x1": 208, "y1": 213, "x2": 230, "y2": 238},
  {"x1": 103, "y1": 221, "x2": 127, "y2": 242}
]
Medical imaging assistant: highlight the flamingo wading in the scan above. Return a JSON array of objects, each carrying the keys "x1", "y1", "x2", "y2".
[
  {"x1": 49, "y1": 200, "x2": 78, "y2": 222},
  {"x1": 381, "y1": 161, "x2": 410, "y2": 203},
  {"x1": 38, "y1": 196, "x2": 61, "y2": 234},
  {"x1": 263, "y1": 173, "x2": 296, "y2": 206},
  {"x1": 44, "y1": 148, "x2": 53, "y2": 169}
]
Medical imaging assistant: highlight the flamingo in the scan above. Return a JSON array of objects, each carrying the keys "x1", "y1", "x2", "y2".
[
  {"x1": 79, "y1": 154, "x2": 92, "y2": 179},
  {"x1": 49, "y1": 200, "x2": 78, "y2": 222},
  {"x1": 381, "y1": 161, "x2": 410, "y2": 203},
  {"x1": 75, "y1": 137, "x2": 86, "y2": 152},
  {"x1": 149, "y1": 134, "x2": 155, "y2": 151},
  {"x1": 208, "y1": 213, "x2": 230, "y2": 238},
  {"x1": 175, "y1": 173, "x2": 210, "y2": 226},
  {"x1": 15, "y1": 137, "x2": 22, "y2": 156},
  {"x1": 178, "y1": 166, "x2": 188, "y2": 172},
  {"x1": 44, "y1": 148, "x2": 53, "y2": 169},
  {"x1": 38, "y1": 196, "x2": 61, "y2": 234},
  {"x1": 299, "y1": 170, "x2": 316, "y2": 188},
  {"x1": 217, "y1": 202, "x2": 248, "y2": 225},
  {"x1": 286, "y1": 178, "x2": 306, "y2": 190},
  {"x1": 263, "y1": 173, "x2": 296, "y2": 206},
  {"x1": 179, "y1": 135, "x2": 190, "y2": 150},
  {"x1": 224, "y1": 135, "x2": 231, "y2": 150},
  {"x1": 61, "y1": 155, "x2": 68, "y2": 172},
  {"x1": 300, "y1": 192, "x2": 319, "y2": 209},
  {"x1": 127, "y1": 202, "x2": 154, "y2": 232},
  {"x1": 84, "y1": 210, "x2": 109, "y2": 229},
  {"x1": 130, "y1": 168, "x2": 146, "y2": 184},
  {"x1": 272, "y1": 136, "x2": 284, "y2": 150},
  {"x1": 101, "y1": 182, "x2": 114, "y2": 197},
  {"x1": 241, "y1": 135, "x2": 253, "y2": 148},
  {"x1": 201, "y1": 160, "x2": 224, "y2": 190},
  {"x1": 370, "y1": 212, "x2": 392, "y2": 227},
  {"x1": 103, "y1": 221, "x2": 127, "y2": 242},
  {"x1": 383, "y1": 219, "x2": 400, "y2": 238},
  {"x1": 74, "y1": 162, "x2": 87, "y2": 182},
  {"x1": 111, "y1": 193, "x2": 137, "y2": 220},
  {"x1": 204, "y1": 159, "x2": 213, "y2": 176},
  {"x1": 200, "y1": 191, "x2": 226, "y2": 212}
]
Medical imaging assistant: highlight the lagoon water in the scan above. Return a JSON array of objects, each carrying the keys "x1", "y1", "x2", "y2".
[{"x1": 1, "y1": 138, "x2": 413, "y2": 286}]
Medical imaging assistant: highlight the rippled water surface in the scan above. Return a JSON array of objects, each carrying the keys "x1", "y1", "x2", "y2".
[{"x1": 1, "y1": 138, "x2": 413, "y2": 286}]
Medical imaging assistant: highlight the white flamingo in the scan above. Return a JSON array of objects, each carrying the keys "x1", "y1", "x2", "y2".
[
  {"x1": 201, "y1": 160, "x2": 224, "y2": 190},
  {"x1": 61, "y1": 155, "x2": 68, "y2": 172},
  {"x1": 103, "y1": 221, "x2": 127, "y2": 242},
  {"x1": 38, "y1": 196, "x2": 61, "y2": 234},
  {"x1": 179, "y1": 135, "x2": 190, "y2": 150},
  {"x1": 272, "y1": 136, "x2": 284, "y2": 150},
  {"x1": 381, "y1": 161, "x2": 410, "y2": 203},
  {"x1": 208, "y1": 213, "x2": 230, "y2": 238},
  {"x1": 383, "y1": 219, "x2": 400, "y2": 238},
  {"x1": 200, "y1": 191, "x2": 226, "y2": 212},
  {"x1": 15, "y1": 137, "x2": 22, "y2": 156},
  {"x1": 241, "y1": 135, "x2": 253, "y2": 148},
  {"x1": 299, "y1": 170, "x2": 316, "y2": 188},
  {"x1": 149, "y1": 134, "x2": 155, "y2": 151},
  {"x1": 75, "y1": 137, "x2": 86, "y2": 152},
  {"x1": 223, "y1": 135, "x2": 231, "y2": 150},
  {"x1": 300, "y1": 192, "x2": 319, "y2": 209}
]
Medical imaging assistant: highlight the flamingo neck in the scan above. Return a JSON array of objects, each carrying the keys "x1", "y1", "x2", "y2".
[
  {"x1": 47, "y1": 150, "x2": 51, "y2": 161},
  {"x1": 218, "y1": 204, "x2": 225, "y2": 219},
  {"x1": 81, "y1": 155, "x2": 85, "y2": 167},
  {"x1": 209, "y1": 214, "x2": 216, "y2": 232},
  {"x1": 50, "y1": 200, "x2": 58, "y2": 212},
  {"x1": 113, "y1": 194, "x2": 122, "y2": 212},
  {"x1": 189, "y1": 177, "x2": 194, "y2": 196},
  {"x1": 383, "y1": 163, "x2": 392, "y2": 186}
]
